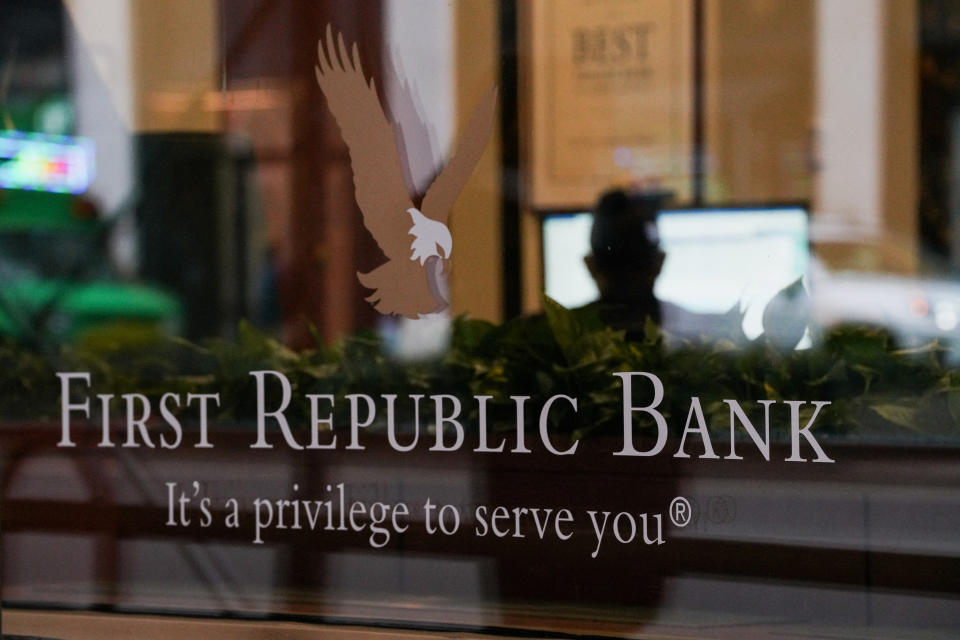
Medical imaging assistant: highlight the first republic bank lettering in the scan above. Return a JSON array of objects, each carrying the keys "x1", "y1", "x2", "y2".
[{"x1": 55, "y1": 370, "x2": 835, "y2": 464}]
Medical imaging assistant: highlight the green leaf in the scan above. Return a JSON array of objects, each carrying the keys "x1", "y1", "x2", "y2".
[
  {"x1": 542, "y1": 295, "x2": 581, "y2": 357},
  {"x1": 946, "y1": 389, "x2": 960, "y2": 424},
  {"x1": 851, "y1": 364, "x2": 878, "y2": 393},
  {"x1": 871, "y1": 403, "x2": 923, "y2": 432},
  {"x1": 643, "y1": 315, "x2": 662, "y2": 346},
  {"x1": 807, "y1": 358, "x2": 848, "y2": 386},
  {"x1": 451, "y1": 315, "x2": 496, "y2": 353}
]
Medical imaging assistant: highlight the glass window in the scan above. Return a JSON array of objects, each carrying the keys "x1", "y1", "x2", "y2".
[{"x1": 1, "y1": 1, "x2": 958, "y2": 638}]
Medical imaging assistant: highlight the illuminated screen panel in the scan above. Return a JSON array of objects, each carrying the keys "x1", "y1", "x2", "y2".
[
  {"x1": 542, "y1": 212, "x2": 597, "y2": 308},
  {"x1": 542, "y1": 207, "x2": 809, "y2": 338},
  {"x1": 655, "y1": 207, "x2": 808, "y2": 337},
  {"x1": 0, "y1": 130, "x2": 96, "y2": 194}
]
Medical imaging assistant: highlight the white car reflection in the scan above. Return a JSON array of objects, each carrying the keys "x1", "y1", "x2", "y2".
[{"x1": 808, "y1": 232, "x2": 960, "y2": 351}]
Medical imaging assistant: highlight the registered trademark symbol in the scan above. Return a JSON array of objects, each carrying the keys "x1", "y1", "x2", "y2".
[{"x1": 669, "y1": 497, "x2": 692, "y2": 527}]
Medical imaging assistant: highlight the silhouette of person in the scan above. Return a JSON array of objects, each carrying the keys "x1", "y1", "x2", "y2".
[{"x1": 582, "y1": 188, "x2": 726, "y2": 340}]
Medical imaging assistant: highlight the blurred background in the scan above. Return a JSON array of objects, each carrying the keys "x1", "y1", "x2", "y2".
[{"x1": 0, "y1": 0, "x2": 956, "y2": 351}]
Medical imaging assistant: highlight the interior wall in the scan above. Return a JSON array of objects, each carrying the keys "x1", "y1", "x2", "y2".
[
  {"x1": 704, "y1": 0, "x2": 815, "y2": 204},
  {"x1": 450, "y1": 0, "x2": 503, "y2": 322},
  {"x1": 881, "y1": 0, "x2": 920, "y2": 265},
  {"x1": 129, "y1": 0, "x2": 220, "y2": 133}
]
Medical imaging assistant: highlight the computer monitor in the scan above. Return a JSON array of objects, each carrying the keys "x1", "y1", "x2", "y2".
[
  {"x1": 542, "y1": 212, "x2": 597, "y2": 307},
  {"x1": 541, "y1": 205, "x2": 809, "y2": 338}
]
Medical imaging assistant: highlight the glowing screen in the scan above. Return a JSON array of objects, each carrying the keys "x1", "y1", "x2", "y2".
[
  {"x1": 542, "y1": 207, "x2": 809, "y2": 338},
  {"x1": 0, "y1": 130, "x2": 95, "y2": 194}
]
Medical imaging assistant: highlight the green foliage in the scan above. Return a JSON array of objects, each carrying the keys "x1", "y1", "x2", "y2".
[
  {"x1": 0, "y1": 281, "x2": 957, "y2": 442},
  {"x1": 0, "y1": 338, "x2": 59, "y2": 419}
]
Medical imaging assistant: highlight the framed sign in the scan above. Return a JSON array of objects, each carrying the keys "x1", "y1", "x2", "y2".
[{"x1": 525, "y1": 0, "x2": 693, "y2": 208}]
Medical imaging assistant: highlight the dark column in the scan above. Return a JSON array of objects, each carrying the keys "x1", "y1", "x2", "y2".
[{"x1": 284, "y1": 0, "x2": 383, "y2": 348}]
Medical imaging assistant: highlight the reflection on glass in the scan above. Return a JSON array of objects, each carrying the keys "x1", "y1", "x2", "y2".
[{"x1": 0, "y1": 1, "x2": 958, "y2": 639}]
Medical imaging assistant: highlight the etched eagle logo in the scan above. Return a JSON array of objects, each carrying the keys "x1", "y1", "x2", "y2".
[{"x1": 315, "y1": 27, "x2": 497, "y2": 318}]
